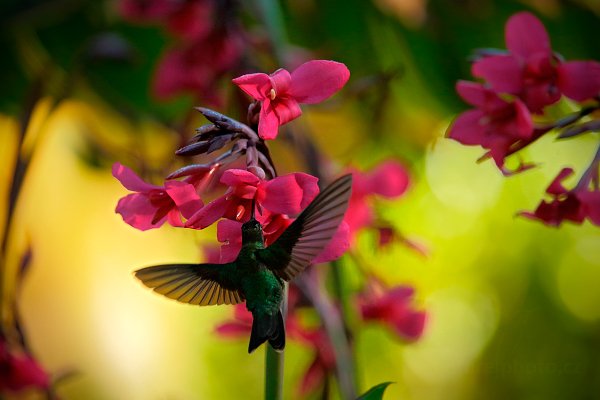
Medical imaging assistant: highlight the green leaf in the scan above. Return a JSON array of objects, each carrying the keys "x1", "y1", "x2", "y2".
[{"x1": 356, "y1": 382, "x2": 394, "y2": 400}]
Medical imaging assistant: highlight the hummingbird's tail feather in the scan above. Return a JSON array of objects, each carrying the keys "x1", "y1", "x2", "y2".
[{"x1": 248, "y1": 310, "x2": 286, "y2": 353}]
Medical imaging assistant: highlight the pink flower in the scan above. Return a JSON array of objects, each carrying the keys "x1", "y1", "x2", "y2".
[
  {"x1": 520, "y1": 167, "x2": 600, "y2": 226},
  {"x1": 113, "y1": 163, "x2": 203, "y2": 231},
  {"x1": 448, "y1": 81, "x2": 534, "y2": 169},
  {"x1": 0, "y1": 341, "x2": 50, "y2": 393},
  {"x1": 214, "y1": 304, "x2": 253, "y2": 338},
  {"x1": 118, "y1": 0, "x2": 180, "y2": 23},
  {"x1": 359, "y1": 284, "x2": 426, "y2": 341},
  {"x1": 232, "y1": 60, "x2": 350, "y2": 139},
  {"x1": 472, "y1": 12, "x2": 600, "y2": 113},
  {"x1": 185, "y1": 169, "x2": 319, "y2": 229},
  {"x1": 118, "y1": 0, "x2": 214, "y2": 41},
  {"x1": 153, "y1": 30, "x2": 243, "y2": 105},
  {"x1": 286, "y1": 319, "x2": 336, "y2": 395},
  {"x1": 164, "y1": 0, "x2": 214, "y2": 41},
  {"x1": 345, "y1": 160, "x2": 410, "y2": 241}
]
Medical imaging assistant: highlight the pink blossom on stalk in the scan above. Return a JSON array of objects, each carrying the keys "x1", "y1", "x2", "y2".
[
  {"x1": 358, "y1": 284, "x2": 426, "y2": 341},
  {"x1": 0, "y1": 340, "x2": 50, "y2": 393},
  {"x1": 118, "y1": 0, "x2": 214, "y2": 41},
  {"x1": 447, "y1": 81, "x2": 534, "y2": 169},
  {"x1": 164, "y1": 0, "x2": 214, "y2": 41},
  {"x1": 153, "y1": 31, "x2": 243, "y2": 105},
  {"x1": 113, "y1": 163, "x2": 203, "y2": 231},
  {"x1": 232, "y1": 60, "x2": 350, "y2": 140},
  {"x1": 472, "y1": 12, "x2": 600, "y2": 113},
  {"x1": 185, "y1": 169, "x2": 319, "y2": 229},
  {"x1": 287, "y1": 321, "x2": 336, "y2": 396},
  {"x1": 520, "y1": 167, "x2": 600, "y2": 226},
  {"x1": 345, "y1": 160, "x2": 410, "y2": 241}
]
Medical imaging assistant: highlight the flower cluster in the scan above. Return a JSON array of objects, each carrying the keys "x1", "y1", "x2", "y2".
[
  {"x1": 118, "y1": 0, "x2": 244, "y2": 105},
  {"x1": 449, "y1": 12, "x2": 600, "y2": 171},
  {"x1": 520, "y1": 165, "x2": 600, "y2": 226},
  {"x1": 114, "y1": 60, "x2": 351, "y2": 263},
  {"x1": 448, "y1": 11, "x2": 600, "y2": 227}
]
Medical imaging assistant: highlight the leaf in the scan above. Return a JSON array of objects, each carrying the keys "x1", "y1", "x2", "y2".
[{"x1": 356, "y1": 382, "x2": 394, "y2": 400}]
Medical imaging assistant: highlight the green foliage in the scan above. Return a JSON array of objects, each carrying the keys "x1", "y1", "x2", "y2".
[{"x1": 356, "y1": 382, "x2": 393, "y2": 400}]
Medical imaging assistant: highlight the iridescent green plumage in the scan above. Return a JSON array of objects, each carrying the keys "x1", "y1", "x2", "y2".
[{"x1": 135, "y1": 174, "x2": 352, "y2": 353}]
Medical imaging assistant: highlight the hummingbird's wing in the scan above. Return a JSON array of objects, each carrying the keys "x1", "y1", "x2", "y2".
[
  {"x1": 256, "y1": 174, "x2": 352, "y2": 281},
  {"x1": 135, "y1": 263, "x2": 245, "y2": 306}
]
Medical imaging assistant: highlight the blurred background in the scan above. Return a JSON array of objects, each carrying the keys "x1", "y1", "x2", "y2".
[{"x1": 1, "y1": 0, "x2": 600, "y2": 399}]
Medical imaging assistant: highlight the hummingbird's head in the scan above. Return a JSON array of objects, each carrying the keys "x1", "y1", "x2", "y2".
[{"x1": 241, "y1": 218, "x2": 264, "y2": 243}]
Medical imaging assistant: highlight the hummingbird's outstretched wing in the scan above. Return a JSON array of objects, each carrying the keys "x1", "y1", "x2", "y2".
[
  {"x1": 256, "y1": 174, "x2": 352, "y2": 281},
  {"x1": 135, "y1": 263, "x2": 245, "y2": 306}
]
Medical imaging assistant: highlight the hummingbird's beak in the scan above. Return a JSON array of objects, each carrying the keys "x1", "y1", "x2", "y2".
[{"x1": 250, "y1": 198, "x2": 256, "y2": 220}]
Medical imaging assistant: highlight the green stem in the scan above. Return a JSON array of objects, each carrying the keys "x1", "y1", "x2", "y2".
[
  {"x1": 265, "y1": 345, "x2": 284, "y2": 400},
  {"x1": 264, "y1": 283, "x2": 287, "y2": 400}
]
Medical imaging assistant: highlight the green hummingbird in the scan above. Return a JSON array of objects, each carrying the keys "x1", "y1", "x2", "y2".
[{"x1": 135, "y1": 174, "x2": 352, "y2": 353}]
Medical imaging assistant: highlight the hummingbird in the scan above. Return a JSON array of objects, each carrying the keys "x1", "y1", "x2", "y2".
[{"x1": 135, "y1": 174, "x2": 352, "y2": 353}]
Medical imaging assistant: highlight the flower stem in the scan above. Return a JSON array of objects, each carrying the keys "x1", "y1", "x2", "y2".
[
  {"x1": 264, "y1": 282, "x2": 287, "y2": 400},
  {"x1": 264, "y1": 345, "x2": 284, "y2": 400}
]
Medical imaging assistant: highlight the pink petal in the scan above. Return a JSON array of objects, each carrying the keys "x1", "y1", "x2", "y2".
[
  {"x1": 471, "y1": 55, "x2": 523, "y2": 94},
  {"x1": 112, "y1": 162, "x2": 159, "y2": 192},
  {"x1": 344, "y1": 197, "x2": 373, "y2": 238},
  {"x1": 232, "y1": 73, "x2": 271, "y2": 100},
  {"x1": 272, "y1": 96, "x2": 302, "y2": 126},
  {"x1": 455, "y1": 81, "x2": 488, "y2": 107},
  {"x1": 153, "y1": 47, "x2": 187, "y2": 99},
  {"x1": 522, "y1": 82, "x2": 560, "y2": 113},
  {"x1": 214, "y1": 321, "x2": 251, "y2": 337},
  {"x1": 577, "y1": 190, "x2": 600, "y2": 226},
  {"x1": 546, "y1": 168, "x2": 574, "y2": 195},
  {"x1": 217, "y1": 219, "x2": 243, "y2": 262},
  {"x1": 268, "y1": 68, "x2": 292, "y2": 96},
  {"x1": 164, "y1": 181, "x2": 203, "y2": 219},
  {"x1": 259, "y1": 173, "x2": 319, "y2": 215},
  {"x1": 394, "y1": 311, "x2": 427, "y2": 341},
  {"x1": 366, "y1": 161, "x2": 410, "y2": 198},
  {"x1": 221, "y1": 169, "x2": 261, "y2": 187},
  {"x1": 258, "y1": 99, "x2": 280, "y2": 140},
  {"x1": 505, "y1": 12, "x2": 551, "y2": 58},
  {"x1": 166, "y1": 208, "x2": 184, "y2": 227},
  {"x1": 166, "y1": 0, "x2": 213, "y2": 41},
  {"x1": 115, "y1": 193, "x2": 165, "y2": 231},
  {"x1": 387, "y1": 286, "x2": 415, "y2": 302},
  {"x1": 447, "y1": 109, "x2": 487, "y2": 146},
  {"x1": 186, "y1": 196, "x2": 229, "y2": 229},
  {"x1": 289, "y1": 60, "x2": 350, "y2": 104},
  {"x1": 312, "y1": 222, "x2": 350, "y2": 264},
  {"x1": 557, "y1": 61, "x2": 600, "y2": 102},
  {"x1": 298, "y1": 359, "x2": 326, "y2": 395},
  {"x1": 513, "y1": 99, "x2": 534, "y2": 139}
]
